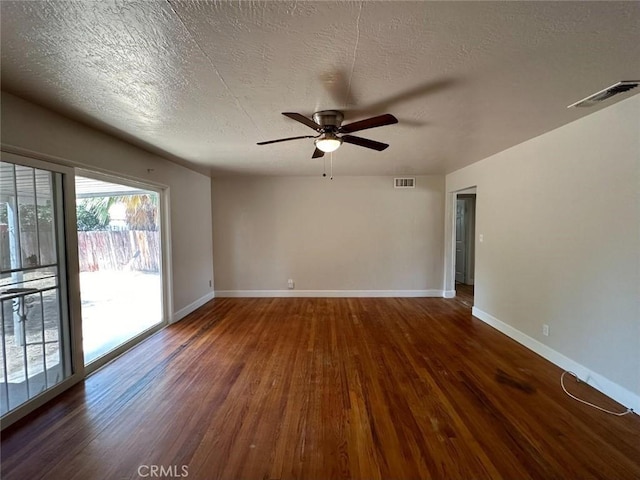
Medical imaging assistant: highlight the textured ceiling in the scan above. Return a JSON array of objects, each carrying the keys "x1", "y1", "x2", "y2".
[{"x1": 1, "y1": 1, "x2": 639, "y2": 176}]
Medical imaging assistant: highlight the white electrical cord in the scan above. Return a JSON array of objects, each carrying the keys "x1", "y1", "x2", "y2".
[{"x1": 561, "y1": 371, "x2": 633, "y2": 416}]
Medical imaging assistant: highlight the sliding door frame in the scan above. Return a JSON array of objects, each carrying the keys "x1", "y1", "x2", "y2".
[
  {"x1": 0, "y1": 148, "x2": 173, "y2": 429},
  {"x1": 76, "y1": 168, "x2": 171, "y2": 375},
  {"x1": 0, "y1": 151, "x2": 85, "y2": 429}
]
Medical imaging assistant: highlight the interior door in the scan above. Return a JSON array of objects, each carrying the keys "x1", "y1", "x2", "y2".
[{"x1": 455, "y1": 198, "x2": 467, "y2": 283}]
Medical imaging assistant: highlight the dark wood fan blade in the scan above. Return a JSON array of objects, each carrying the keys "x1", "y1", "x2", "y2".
[
  {"x1": 312, "y1": 148, "x2": 325, "y2": 159},
  {"x1": 282, "y1": 112, "x2": 322, "y2": 131},
  {"x1": 339, "y1": 114, "x2": 398, "y2": 134},
  {"x1": 342, "y1": 135, "x2": 389, "y2": 151},
  {"x1": 257, "y1": 135, "x2": 317, "y2": 145}
]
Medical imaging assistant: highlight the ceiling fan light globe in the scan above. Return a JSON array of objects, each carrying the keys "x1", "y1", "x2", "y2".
[{"x1": 315, "y1": 137, "x2": 342, "y2": 153}]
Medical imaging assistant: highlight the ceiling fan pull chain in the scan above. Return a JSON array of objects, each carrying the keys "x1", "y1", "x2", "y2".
[
  {"x1": 323, "y1": 156, "x2": 327, "y2": 177},
  {"x1": 330, "y1": 153, "x2": 334, "y2": 180}
]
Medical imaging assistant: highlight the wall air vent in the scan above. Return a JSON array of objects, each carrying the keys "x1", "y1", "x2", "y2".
[
  {"x1": 394, "y1": 177, "x2": 415, "y2": 189},
  {"x1": 567, "y1": 81, "x2": 639, "y2": 108}
]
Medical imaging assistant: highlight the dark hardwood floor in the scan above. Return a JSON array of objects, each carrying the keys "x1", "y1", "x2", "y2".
[
  {"x1": 455, "y1": 282, "x2": 474, "y2": 308},
  {"x1": 2, "y1": 297, "x2": 639, "y2": 479}
]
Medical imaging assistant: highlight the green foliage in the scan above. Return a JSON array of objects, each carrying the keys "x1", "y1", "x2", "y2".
[
  {"x1": 23, "y1": 202, "x2": 53, "y2": 226},
  {"x1": 80, "y1": 194, "x2": 159, "y2": 231},
  {"x1": 76, "y1": 201, "x2": 109, "y2": 231},
  {"x1": 2, "y1": 194, "x2": 159, "y2": 232},
  {"x1": 0, "y1": 202, "x2": 53, "y2": 228}
]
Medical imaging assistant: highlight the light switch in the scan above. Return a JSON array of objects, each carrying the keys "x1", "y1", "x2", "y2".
[{"x1": 479, "y1": 234, "x2": 484, "y2": 243}]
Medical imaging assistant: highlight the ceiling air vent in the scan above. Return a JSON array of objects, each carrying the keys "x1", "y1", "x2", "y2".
[
  {"x1": 567, "y1": 81, "x2": 639, "y2": 108},
  {"x1": 394, "y1": 177, "x2": 415, "y2": 189}
]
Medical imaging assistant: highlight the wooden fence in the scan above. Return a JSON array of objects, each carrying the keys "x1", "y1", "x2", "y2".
[{"x1": 77, "y1": 231, "x2": 160, "y2": 273}]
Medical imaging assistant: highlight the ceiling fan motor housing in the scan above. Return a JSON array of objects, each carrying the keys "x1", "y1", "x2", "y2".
[
  {"x1": 313, "y1": 110, "x2": 344, "y2": 130},
  {"x1": 257, "y1": 110, "x2": 396, "y2": 157}
]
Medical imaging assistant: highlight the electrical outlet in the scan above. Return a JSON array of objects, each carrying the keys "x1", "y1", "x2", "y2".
[
  {"x1": 287, "y1": 279, "x2": 294, "y2": 289},
  {"x1": 542, "y1": 324, "x2": 550, "y2": 336}
]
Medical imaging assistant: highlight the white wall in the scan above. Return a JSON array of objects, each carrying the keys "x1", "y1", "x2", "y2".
[
  {"x1": 1, "y1": 92, "x2": 214, "y2": 320},
  {"x1": 445, "y1": 95, "x2": 640, "y2": 406},
  {"x1": 212, "y1": 175, "x2": 445, "y2": 295}
]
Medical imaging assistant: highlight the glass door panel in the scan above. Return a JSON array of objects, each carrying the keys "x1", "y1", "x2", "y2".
[
  {"x1": 75, "y1": 176, "x2": 163, "y2": 366},
  {"x1": 1, "y1": 161, "x2": 71, "y2": 417}
]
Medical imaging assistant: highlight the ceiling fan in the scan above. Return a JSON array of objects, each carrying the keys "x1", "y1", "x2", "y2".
[{"x1": 257, "y1": 111, "x2": 398, "y2": 158}]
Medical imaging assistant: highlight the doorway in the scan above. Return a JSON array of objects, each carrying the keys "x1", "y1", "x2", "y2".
[{"x1": 454, "y1": 191, "x2": 476, "y2": 307}]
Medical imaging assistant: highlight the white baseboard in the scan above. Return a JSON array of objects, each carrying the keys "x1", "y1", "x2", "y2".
[
  {"x1": 443, "y1": 290, "x2": 456, "y2": 298},
  {"x1": 472, "y1": 307, "x2": 639, "y2": 415},
  {"x1": 172, "y1": 291, "x2": 215, "y2": 322},
  {"x1": 215, "y1": 289, "x2": 445, "y2": 298}
]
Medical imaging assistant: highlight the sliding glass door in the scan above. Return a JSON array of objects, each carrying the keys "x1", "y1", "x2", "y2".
[
  {"x1": 1, "y1": 153, "x2": 168, "y2": 427},
  {"x1": 75, "y1": 175, "x2": 164, "y2": 369},
  {"x1": 0, "y1": 160, "x2": 73, "y2": 417}
]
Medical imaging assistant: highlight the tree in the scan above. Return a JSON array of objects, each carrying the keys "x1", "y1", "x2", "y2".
[
  {"x1": 0, "y1": 201, "x2": 52, "y2": 229},
  {"x1": 76, "y1": 201, "x2": 108, "y2": 231},
  {"x1": 80, "y1": 194, "x2": 159, "y2": 231}
]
